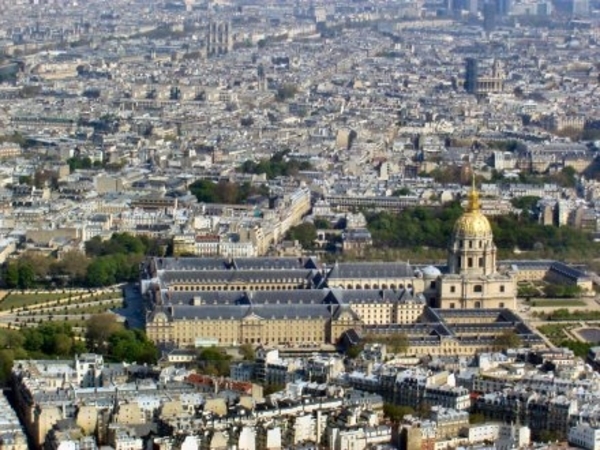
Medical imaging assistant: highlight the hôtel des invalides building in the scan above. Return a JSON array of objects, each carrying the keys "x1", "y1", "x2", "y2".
[{"x1": 143, "y1": 186, "x2": 591, "y2": 356}]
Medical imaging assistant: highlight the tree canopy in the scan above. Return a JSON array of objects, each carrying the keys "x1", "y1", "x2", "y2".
[
  {"x1": 189, "y1": 180, "x2": 269, "y2": 204},
  {"x1": 0, "y1": 315, "x2": 158, "y2": 385},
  {"x1": 2, "y1": 233, "x2": 166, "y2": 289},
  {"x1": 285, "y1": 222, "x2": 317, "y2": 249},
  {"x1": 366, "y1": 203, "x2": 463, "y2": 249},
  {"x1": 364, "y1": 333, "x2": 409, "y2": 354},
  {"x1": 366, "y1": 203, "x2": 600, "y2": 259},
  {"x1": 197, "y1": 347, "x2": 232, "y2": 376},
  {"x1": 238, "y1": 150, "x2": 314, "y2": 179},
  {"x1": 493, "y1": 330, "x2": 522, "y2": 350}
]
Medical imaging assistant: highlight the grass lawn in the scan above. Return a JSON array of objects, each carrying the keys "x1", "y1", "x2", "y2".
[
  {"x1": 48, "y1": 302, "x2": 122, "y2": 315},
  {"x1": 0, "y1": 293, "x2": 70, "y2": 310},
  {"x1": 1, "y1": 290, "x2": 122, "y2": 311},
  {"x1": 530, "y1": 299, "x2": 586, "y2": 307},
  {"x1": 537, "y1": 323, "x2": 573, "y2": 345}
]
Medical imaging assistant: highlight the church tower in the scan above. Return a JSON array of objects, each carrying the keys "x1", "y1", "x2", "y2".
[
  {"x1": 436, "y1": 180, "x2": 515, "y2": 310},
  {"x1": 447, "y1": 181, "x2": 497, "y2": 276}
]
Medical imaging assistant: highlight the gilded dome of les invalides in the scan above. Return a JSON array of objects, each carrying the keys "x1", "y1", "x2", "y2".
[{"x1": 453, "y1": 183, "x2": 493, "y2": 239}]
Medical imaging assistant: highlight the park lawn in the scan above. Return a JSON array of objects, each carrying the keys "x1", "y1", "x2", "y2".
[
  {"x1": 0, "y1": 292, "x2": 70, "y2": 310},
  {"x1": 537, "y1": 323, "x2": 573, "y2": 345},
  {"x1": 1, "y1": 291, "x2": 122, "y2": 312},
  {"x1": 530, "y1": 299, "x2": 586, "y2": 307},
  {"x1": 50, "y1": 302, "x2": 122, "y2": 315}
]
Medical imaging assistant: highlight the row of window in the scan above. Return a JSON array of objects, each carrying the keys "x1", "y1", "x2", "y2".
[
  {"x1": 447, "y1": 285, "x2": 505, "y2": 293},
  {"x1": 339, "y1": 283, "x2": 413, "y2": 290},
  {"x1": 457, "y1": 256, "x2": 486, "y2": 269},
  {"x1": 171, "y1": 284, "x2": 302, "y2": 291},
  {"x1": 460, "y1": 240, "x2": 486, "y2": 249},
  {"x1": 448, "y1": 301, "x2": 505, "y2": 309}
]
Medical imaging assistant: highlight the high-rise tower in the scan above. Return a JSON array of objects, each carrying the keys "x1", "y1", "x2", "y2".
[{"x1": 464, "y1": 58, "x2": 479, "y2": 94}]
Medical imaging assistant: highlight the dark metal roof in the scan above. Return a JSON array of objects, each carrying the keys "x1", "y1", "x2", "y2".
[{"x1": 327, "y1": 262, "x2": 414, "y2": 280}]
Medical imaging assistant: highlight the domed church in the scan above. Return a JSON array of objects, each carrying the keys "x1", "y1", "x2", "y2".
[{"x1": 434, "y1": 182, "x2": 516, "y2": 309}]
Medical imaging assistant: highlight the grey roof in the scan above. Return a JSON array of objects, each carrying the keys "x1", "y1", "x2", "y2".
[
  {"x1": 334, "y1": 288, "x2": 423, "y2": 305},
  {"x1": 153, "y1": 256, "x2": 319, "y2": 272},
  {"x1": 154, "y1": 257, "x2": 231, "y2": 271},
  {"x1": 170, "y1": 303, "x2": 334, "y2": 320},
  {"x1": 164, "y1": 291, "x2": 247, "y2": 306},
  {"x1": 161, "y1": 269, "x2": 315, "y2": 284},
  {"x1": 327, "y1": 262, "x2": 414, "y2": 280},
  {"x1": 233, "y1": 257, "x2": 319, "y2": 270},
  {"x1": 163, "y1": 288, "x2": 424, "y2": 307}
]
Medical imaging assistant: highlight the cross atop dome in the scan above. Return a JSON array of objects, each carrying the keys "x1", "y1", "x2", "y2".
[{"x1": 467, "y1": 176, "x2": 481, "y2": 212}]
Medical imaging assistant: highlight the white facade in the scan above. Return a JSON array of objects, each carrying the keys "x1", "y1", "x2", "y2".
[
  {"x1": 293, "y1": 414, "x2": 316, "y2": 444},
  {"x1": 238, "y1": 426, "x2": 257, "y2": 450},
  {"x1": 569, "y1": 423, "x2": 600, "y2": 450},
  {"x1": 496, "y1": 424, "x2": 531, "y2": 450},
  {"x1": 469, "y1": 424, "x2": 500, "y2": 443}
]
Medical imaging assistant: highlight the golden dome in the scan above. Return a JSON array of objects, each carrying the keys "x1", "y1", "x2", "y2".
[{"x1": 453, "y1": 181, "x2": 493, "y2": 238}]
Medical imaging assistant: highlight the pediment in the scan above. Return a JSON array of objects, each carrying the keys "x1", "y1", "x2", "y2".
[{"x1": 243, "y1": 312, "x2": 263, "y2": 322}]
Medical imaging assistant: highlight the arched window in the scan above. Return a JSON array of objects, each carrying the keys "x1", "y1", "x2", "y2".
[{"x1": 474, "y1": 301, "x2": 481, "y2": 308}]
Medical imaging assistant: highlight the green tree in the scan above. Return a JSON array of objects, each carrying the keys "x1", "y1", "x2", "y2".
[
  {"x1": 51, "y1": 250, "x2": 90, "y2": 282},
  {"x1": 387, "y1": 333, "x2": 409, "y2": 354},
  {"x1": 108, "y1": 329, "x2": 158, "y2": 364},
  {"x1": 346, "y1": 344, "x2": 363, "y2": 359},
  {"x1": 313, "y1": 218, "x2": 331, "y2": 230},
  {"x1": 4, "y1": 262, "x2": 19, "y2": 288},
  {"x1": 383, "y1": 403, "x2": 414, "y2": 422},
  {"x1": 0, "y1": 329, "x2": 24, "y2": 350},
  {"x1": 198, "y1": 347, "x2": 231, "y2": 376},
  {"x1": 276, "y1": 84, "x2": 298, "y2": 101},
  {"x1": 264, "y1": 383, "x2": 285, "y2": 395},
  {"x1": 239, "y1": 344, "x2": 256, "y2": 361},
  {"x1": 493, "y1": 330, "x2": 522, "y2": 350},
  {"x1": 86, "y1": 258, "x2": 115, "y2": 287},
  {"x1": 19, "y1": 252, "x2": 51, "y2": 280},
  {"x1": 469, "y1": 412, "x2": 486, "y2": 424},
  {"x1": 53, "y1": 333, "x2": 73, "y2": 356},
  {"x1": 393, "y1": 187, "x2": 413, "y2": 196},
  {"x1": 17, "y1": 262, "x2": 36, "y2": 289},
  {"x1": 510, "y1": 196, "x2": 540, "y2": 211},
  {"x1": 86, "y1": 314, "x2": 123, "y2": 354},
  {"x1": 286, "y1": 223, "x2": 317, "y2": 249}
]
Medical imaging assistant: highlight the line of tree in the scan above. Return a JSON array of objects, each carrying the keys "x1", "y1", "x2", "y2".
[
  {"x1": 363, "y1": 332, "x2": 409, "y2": 354},
  {"x1": 366, "y1": 203, "x2": 600, "y2": 259},
  {"x1": 67, "y1": 155, "x2": 104, "y2": 172},
  {"x1": 2, "y1": 233, "x2": 167, "y2": 289},
  {"x1": 237, "y1": 149, "x2": 314, "y2": 179},
  {"x1": 285, "y1": 222, "x2": 318, "y2": 249},
  {"x1": 189, "y1": 179, "x2": 269, "y2": 204},
  {"x1": 366, "y1": 202, "x2": 464, "y2": 249},
  {"x1": 0, "y1": 314, "x2": 158, "y2": 385},
  {"x1": 491, "y1": 166, "x2": 578, "y2": 188}
]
